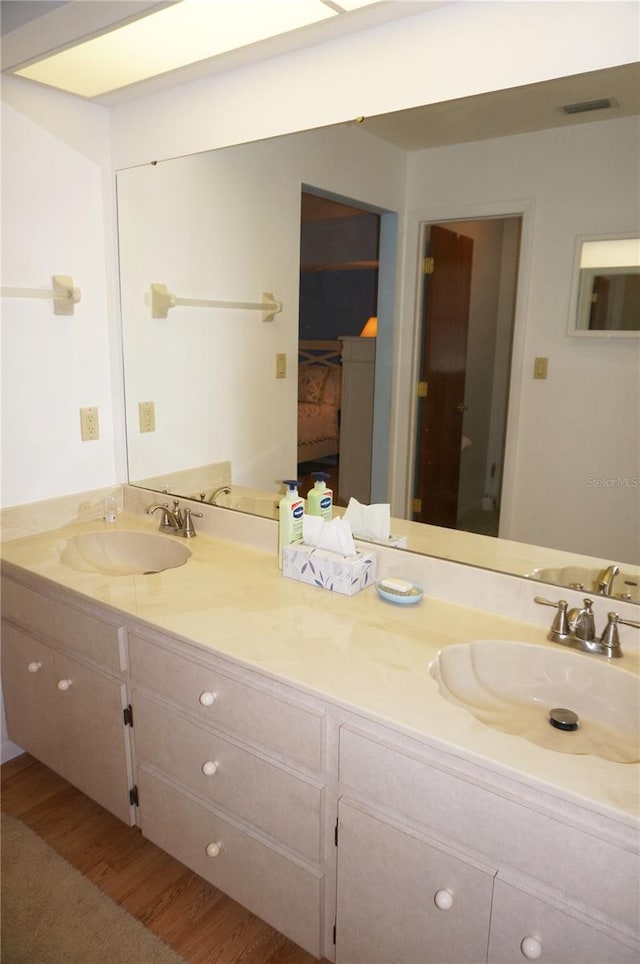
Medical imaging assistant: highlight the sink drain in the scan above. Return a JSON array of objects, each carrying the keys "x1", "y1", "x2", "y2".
[{"x1": 549, "y1": 707, "x2": 579, "y2": 731}]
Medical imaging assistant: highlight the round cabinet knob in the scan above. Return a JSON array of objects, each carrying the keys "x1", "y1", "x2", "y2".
[
  {"x1": 201, "y1": 760, "x2": 219, "y2": 776},
  {"x1": 27, "y1": 661, "x2": 42, "y2": 673},
  {"x1": 199, "y1": 691, "x2": 216, "y2": 707},
  {"x1": 434, "y1": 889, "x2": 454, "y2": 911},
  {"x1": 56, "y1": 679, "x2": 72, "y2": 691},
  {"x1": 205, "y1": 841, "x2": 222, "y2": 858},
  {"x1": 520, "y1": 936, "x2": 543, "y2": 960}
]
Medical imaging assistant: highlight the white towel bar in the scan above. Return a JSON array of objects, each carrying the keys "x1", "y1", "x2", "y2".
[
  {"x1": 1, "y1": 276, "x2": 81, "y2": 315},
  {"x1": 148, "y1": 283, "x2": 282, "y2": 321}
]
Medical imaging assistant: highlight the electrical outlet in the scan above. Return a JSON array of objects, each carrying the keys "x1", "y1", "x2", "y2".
[
  {"x1": 80, "y1": 406, "x2": 99, "y2": 441},
  {"x1": 275, "y1": 353, "x2": 287, "y2": 379},
  {"x1": 139, "y1": 400, "x2": 156, "y2": 433}
]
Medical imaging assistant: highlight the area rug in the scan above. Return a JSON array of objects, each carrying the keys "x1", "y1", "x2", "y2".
[{"x1": 1, "y1": 813, "x2": 185, "y2": 964}]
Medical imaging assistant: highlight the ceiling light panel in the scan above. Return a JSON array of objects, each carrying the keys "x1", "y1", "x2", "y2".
[{"x1": 14, "y1": 0, "x2": 348, "y2": 98}]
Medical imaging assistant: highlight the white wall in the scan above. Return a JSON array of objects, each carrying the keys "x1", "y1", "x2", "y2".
[
  {"x1": 403, "y1": 116, "x2": 640, "y2": 562},
  {"x1": 1, "y1": 78, "x2": 121, "y2": 507},
  {"x1": 118, "y1": 125, "x2": 406, "y2": 491}
]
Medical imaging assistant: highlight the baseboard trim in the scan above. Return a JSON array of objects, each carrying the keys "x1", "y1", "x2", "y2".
[{"x1": 2, "y1": 739, "x2": 24, "y2": 765}]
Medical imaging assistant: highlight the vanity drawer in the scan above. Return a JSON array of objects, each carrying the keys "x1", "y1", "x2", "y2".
[
  {"x1": 2, "y1": 578, "x2": 124, "y2": 673},
  {"x1": 339, "y1": 725, "x2": 640, "y2": 933},
  {"x1": 488, "y1": 875, "x2": 639, "y2": 963},
  {"x1": 128, "y1": 632, "x2": 325, "y2": 771},
  {"x1": 133, "y1": 691, "x2": 323, "y2": 861},
  {"x1": 137, "y1": 768, "x2": 323, "y2": 957}
]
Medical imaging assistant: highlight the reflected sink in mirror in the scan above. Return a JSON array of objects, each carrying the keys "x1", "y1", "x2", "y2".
[
  {"x1": 525, "y1": 565, "x2": 639, "y2": 602},
  {"x1": 430, "y1": 640, "x2": 640, "y2": 764},
  {"x1": 61, "y1": 531, "x2": 191, "y2": 575}
]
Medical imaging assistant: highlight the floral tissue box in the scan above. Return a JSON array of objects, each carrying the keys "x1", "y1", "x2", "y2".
[{"x1": 282, "y1": 543, "x2": 377, "y2": 596}]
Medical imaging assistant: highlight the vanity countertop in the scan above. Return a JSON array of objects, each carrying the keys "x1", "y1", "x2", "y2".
[{"x1": 2, "y1": 512, "x2": 638, "y2": 831}]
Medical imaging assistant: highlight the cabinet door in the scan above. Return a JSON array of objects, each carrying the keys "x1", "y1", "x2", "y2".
[
  {"x1": 488, "y1": 876, "x2": 639, "y2": 964},
  {"x1": 1, "y1": 622, "x2": 63, "y2": 772},
  {"x1": 56, "y1": 651, "x2": 133, "y2": 825},
  {"x1": 336, "y1": 799, "x2": 494, "y2": 964},
  {"x1": 1, "y1": 621, "x2": 132, "y2": 825}
]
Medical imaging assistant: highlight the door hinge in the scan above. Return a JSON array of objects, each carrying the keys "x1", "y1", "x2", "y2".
[
  {"x1": 129, "y1": 785, "x2": 139, "y2": 807},
  {"x1": 123, "y1": 704, "x2": 134, "y2": 727},
  {"x1": 412, "y1": 497, "x2": 422, "y2": 514},
  {"x1": 423, "y1": 256, "x2": 435, "y2": 274},
  {"x1": 333, "y1": 921, "x2": 337, "y2": 945},
  {"x1": 417, "y1": 380, "x2": 428, "y2": 398},
  {"x1": 334, "y1": 819, "x2": 339, "y2": 846}
]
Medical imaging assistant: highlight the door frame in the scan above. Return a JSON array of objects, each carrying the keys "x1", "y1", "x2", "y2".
[{"x1": 402, "y1": 199, "x2": 536, "y2": 540}]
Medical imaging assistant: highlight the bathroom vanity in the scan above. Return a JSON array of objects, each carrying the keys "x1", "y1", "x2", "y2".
[{"x1": 1, "y1": 503, "x2": 638, "y2": 963}]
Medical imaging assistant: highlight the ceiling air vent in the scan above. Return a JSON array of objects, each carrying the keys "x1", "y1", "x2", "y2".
[{"x1": 562, "y1": 98, "x2": 613, "y2": 115}]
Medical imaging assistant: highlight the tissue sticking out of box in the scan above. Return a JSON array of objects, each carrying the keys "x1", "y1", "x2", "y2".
[
  {"x1": 303, "y1": 515, "x2": 356, "y2": 557},
  {"x1": 342, "y1": 498, "x2": 391, "y2": 542}
]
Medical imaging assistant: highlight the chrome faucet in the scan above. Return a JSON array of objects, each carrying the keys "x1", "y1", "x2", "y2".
[
  {"x1": 596, "y1": 564, "x2": 620, "y2": 596},
  {"x1": 535, "y1": 595, "x2": 640, "y2": 658},
  {"x1": 206, "y1": 485, "x2": 231, "y2": 505},
  {"x1": 146, "y1": 500, "x2": 203, "y2": 538}
]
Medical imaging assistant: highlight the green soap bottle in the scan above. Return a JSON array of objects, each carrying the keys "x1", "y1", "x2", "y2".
[
  {"x1": 306, "y1": 472, "x2": 333, "y2": 522},
  {"x1": 278, "y1": 479, "x2": 304, "y2": 568}
]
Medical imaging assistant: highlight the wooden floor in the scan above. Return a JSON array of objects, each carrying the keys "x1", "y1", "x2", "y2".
[{"x1": 1, "y1": 753, "x2": 327, "y2": 964}]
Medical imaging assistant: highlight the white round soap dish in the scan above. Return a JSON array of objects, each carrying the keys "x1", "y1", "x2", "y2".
[{"x1": 375, "y1": 578, "x2": 424, "y2": 605}]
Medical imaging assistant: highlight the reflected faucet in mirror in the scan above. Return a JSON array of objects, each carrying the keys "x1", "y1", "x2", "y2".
[{"x1": 200, "y1": 485, "x2": 232, "y2": 505}]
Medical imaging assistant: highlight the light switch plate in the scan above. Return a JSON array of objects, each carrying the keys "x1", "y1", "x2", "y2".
[
  {"x1": 276, "y1": 353, "x2": 287, "y2": 379},
  {"x1": 533, "y1": 356, "x2": 549, "y2": 379}
]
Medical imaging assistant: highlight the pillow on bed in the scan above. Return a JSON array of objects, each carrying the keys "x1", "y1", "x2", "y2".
[{"x1": 299, "y1": 365, "x2": 329, "y2": 403}]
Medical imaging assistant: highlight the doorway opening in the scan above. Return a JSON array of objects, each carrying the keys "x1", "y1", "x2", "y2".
[
  {"x1": 414, "y1": 216, "x2": 522, "y2": 537},
  {"x1": 297, "y1": 189, "x2": 381, "y2": 506}
]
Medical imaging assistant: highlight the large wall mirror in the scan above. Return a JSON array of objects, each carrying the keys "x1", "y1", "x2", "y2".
[{"x1": 117, "y1": 65, "x2": 640, "y2": 603}]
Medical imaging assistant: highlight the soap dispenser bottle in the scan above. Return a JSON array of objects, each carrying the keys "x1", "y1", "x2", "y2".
[
  {"x1": 307, "y1": 472, "x2": 333, "y2": 522},
  {"x1": 278, "y1": 479, "x2": 304, "y2": 568}
]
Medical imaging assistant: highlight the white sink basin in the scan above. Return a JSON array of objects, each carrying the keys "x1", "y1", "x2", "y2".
[
  {"x1": 61, "y1": 530, "x2": 191, "y2": 575},
  {"x1": 430, "y1": 640, "x2": 640, "y2": 764},
  {"x1": 526, "y1": 565, "x2": 639, "y2": 602}
]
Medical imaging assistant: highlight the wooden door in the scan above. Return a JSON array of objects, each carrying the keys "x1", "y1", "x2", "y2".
[{"x1": 415, "y1": 224, "x2": 473, "y2": 527}]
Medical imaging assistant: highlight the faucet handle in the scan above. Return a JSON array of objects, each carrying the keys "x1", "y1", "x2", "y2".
[
  {"x1": 600, "y1": 612, "x2": 640, "y2": 658},
  {"x1": 182, "y1": 507, "x2": 203, "y2": 538},
  {"x1": 534, "y1": 597, "x2": 570, "y2": 641}
]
